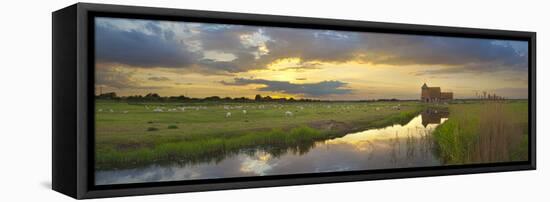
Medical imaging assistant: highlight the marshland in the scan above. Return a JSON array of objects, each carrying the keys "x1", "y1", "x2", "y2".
[{"x1": 95, "y1": 98, "x2": 528, "y2": 184}]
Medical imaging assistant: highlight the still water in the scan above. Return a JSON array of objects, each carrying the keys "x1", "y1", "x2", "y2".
[{"x1": 96, "y1": 113, "x2": 447, "y2": 185}]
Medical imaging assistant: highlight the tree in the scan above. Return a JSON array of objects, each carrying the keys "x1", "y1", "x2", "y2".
[
  {"x1": 98, "y1": 92, "x2": 117, "y2": 99},
  {"x1": 145, "y1": 93, "x2": 160, "y2": 98},
  {"x1": 145, "y1": 93, "x2": 161, "y2": 100},
  {"x1": 254, "y1": 94, "x2": 262, "y2": 101},
  {"x1": 204, "y1": 96, "x2": 221, "y2": 101}
]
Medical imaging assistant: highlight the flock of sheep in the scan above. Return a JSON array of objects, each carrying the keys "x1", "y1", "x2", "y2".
[{"x1": 96, "y1": 103, "x2": 404, "y2": 118}]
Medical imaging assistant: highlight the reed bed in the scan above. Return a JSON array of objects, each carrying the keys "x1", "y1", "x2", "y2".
[{"x1": 433, "y1": 101, "x2": 528, "y2": 164}]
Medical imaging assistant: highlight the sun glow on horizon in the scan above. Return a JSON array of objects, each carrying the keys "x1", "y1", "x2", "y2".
[{"x1": 94, "y1": 17, "x2": 529, "y2": 100}]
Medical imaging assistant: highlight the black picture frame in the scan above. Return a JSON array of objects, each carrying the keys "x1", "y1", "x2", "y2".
[{"x1": 52, "y1": 3, "x2": 536, "y2": 199}]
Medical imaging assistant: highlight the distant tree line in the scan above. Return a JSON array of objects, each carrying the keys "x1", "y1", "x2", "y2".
[
  {"x1": 96, "y1": 92, "x2": 411, "y2": 103},
  {"x1": 96, "y1": 92, "x2": 323, "y2": 103}
]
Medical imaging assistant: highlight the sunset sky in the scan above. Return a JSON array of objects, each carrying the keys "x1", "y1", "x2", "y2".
[{"x1": 95, "y1": 17, "x2": 529, "y2": 100}]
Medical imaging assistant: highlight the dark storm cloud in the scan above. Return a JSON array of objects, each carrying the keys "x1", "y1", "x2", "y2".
[
  {"x1": 95, "y1": 23, "x2": 200, "y2": 68},
  {"x1": 198, "y1": 25, "x2": 257, "y2": 52},
  {"x1": 259, "y1": 29, "x2": 365, "y2": 64},
  {"x1": 96, "y1": 18, "x2": 528, "y2": 75},
  {"x1": 221, "y1": 78, "x2": 353, "y2": 96},
  {"x1": 363, "y1": 35, "x2": 528, "y2": 74},
  {"x1": 95, "y1": 21, "x2": 260, "y2": 73}
]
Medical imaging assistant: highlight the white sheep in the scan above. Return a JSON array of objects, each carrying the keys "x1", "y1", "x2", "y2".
[
  {"x1": 376, "y1": 107, "x2": 380, "y2": 111},
  {"x1": 242, "y1": 110, "x2": 247, "y2": 114},
  {"x1": 98, "y1": 109, "x2": 103, "y2": 112},
  {"x1": 153, "y1": 108, "x2": 163, "y2": 112},
  {"x1": 179, "y1": 107, "x2": 185, "y2": 112},
  {"x1": 285, "y1": 111, "x2": 293, "y2": 117},
  {"x1": 109, "y1": 109, "x2": 114, "y2": 113},
  {"x1": 226, "y1": 112, "x2": 232, "y2": 118},
  {"x1": 122, "y1": 110, "x2": 128, "y2": 114}
]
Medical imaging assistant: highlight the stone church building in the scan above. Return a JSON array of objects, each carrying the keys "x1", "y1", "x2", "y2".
[{"x1": 421, "y1": 83, "x2": 453, "y2": 103}]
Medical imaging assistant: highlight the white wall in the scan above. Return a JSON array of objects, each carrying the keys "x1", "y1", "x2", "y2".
[{"x1": 0, "y1": 0, "x2": 546, "y2": 201}]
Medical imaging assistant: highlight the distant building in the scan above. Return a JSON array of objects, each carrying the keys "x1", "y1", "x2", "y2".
[{"x1": 421, "y1": 83, "x2": 453, "y2": 103}]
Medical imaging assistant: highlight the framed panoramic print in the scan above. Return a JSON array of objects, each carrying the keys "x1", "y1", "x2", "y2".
[{"x1": 52, "y1": 3, "x2": 536, "y2": 199}]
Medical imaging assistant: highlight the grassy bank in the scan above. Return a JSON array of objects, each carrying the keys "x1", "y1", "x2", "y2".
[
  {"x1": 432, "y1": 101, "x2": 528, "y2": 165},
  {"x1": 95, "y1": 101, "x2": 425, "y2": 170}
]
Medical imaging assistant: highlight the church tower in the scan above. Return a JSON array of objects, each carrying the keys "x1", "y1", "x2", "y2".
[{"x1": 421, "y1": 83, "x2": 429, "y2": 102}]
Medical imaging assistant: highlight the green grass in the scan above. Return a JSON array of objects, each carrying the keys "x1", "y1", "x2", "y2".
[
  {"x1": 432, "y1": 101, "x2": 528, "y2": 165},
  {"x1": 95, "y1": 100, "x2": 426, "y2": 169},
  {"x1": 146, "y1": 127, "x2": 159, "y2": 131}
]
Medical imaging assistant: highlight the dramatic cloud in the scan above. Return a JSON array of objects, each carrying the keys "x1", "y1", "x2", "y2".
[
  {"x1": 221, "y1": 78, "x2": 353, "y2": 96},
  {"x1": 95, "y1": 17, "x2": 528, "y2": 75},
  {"x1": 94, "y1": 17, "x2": 529, "y2": 99},
  {"x1": 96, "y1": 66, "x2": 164, "y2": 90},
  {"x1": 95, "y1": 19, "x2": 254, "y2": 73},
  {"x1": 367, "y1": 35, "x2": 529, "y2": 74},
  {"x1": 95, "y1": 66, "x2": 137, "y2": 89},
  {"x1": 95, "y1": 22, "x2": 200, "y2": 68}
]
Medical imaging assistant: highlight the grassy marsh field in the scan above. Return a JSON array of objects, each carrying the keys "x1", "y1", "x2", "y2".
[
  {"x1": 95, "y1": 100, "x2": 425, "y2": 169},
  {"x1": 95, "y1": 99, "x2": 529, "y2": 170}
]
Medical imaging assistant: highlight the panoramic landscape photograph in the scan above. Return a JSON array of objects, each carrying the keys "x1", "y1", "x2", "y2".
[{"x1": 94, "y1": 17, "x2": 529, "y2": 185}]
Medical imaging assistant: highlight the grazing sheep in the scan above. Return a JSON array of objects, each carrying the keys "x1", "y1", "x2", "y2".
[
  {"x1": 242, "y1": 110, "x2": 247, "y2": 114},
  {"x1": 392, "y1": 105, "x2": 401, "y2": 110},
  {"x1": 226, "y1": 112, "x2": 232, "y2": 118},
  {"x1": 122, "y1": 111, "x2": 128, "y2": 114},
  {"x1": 153, "y1": 108, "x2": 163, "y2": 112},
  {"x1": 179, "y1": 107, "x2": 185, "y2": 112},
  {"x1": 98, "y1": 109, "x2": 103, "y2": 112},
  {"x1": 285, "y1": 111, "x2": 293, "y2": 117},
  {"x1": 109, "y1": 109, "x2": 114, "y2": 113},
  {"x1": 376, "y1": 107, "x2": 380, "y2": 111}
]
